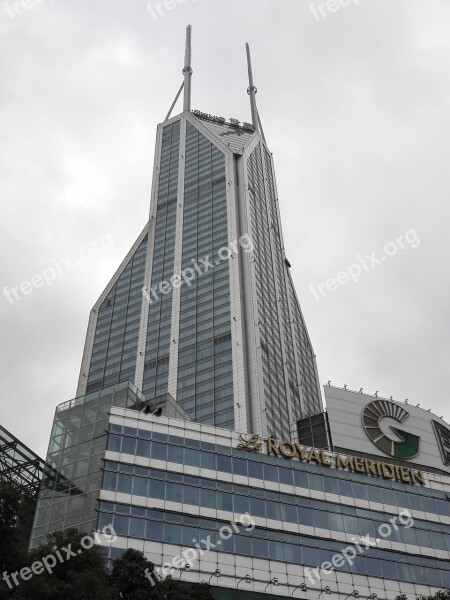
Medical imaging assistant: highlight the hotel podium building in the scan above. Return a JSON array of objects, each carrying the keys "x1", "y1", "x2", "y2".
[{"x1": 30, "y1": 28, "x2": 450, "y2": 599}]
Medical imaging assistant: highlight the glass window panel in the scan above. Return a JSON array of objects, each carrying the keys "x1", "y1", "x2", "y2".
[
  {"x1": 146, "y1": 520, "x2": 163, "y2": 541},
  {"x1": 165, "y1": 522, "x2": 182, "y2": 544},
  {"x1": 294, "y1": 470, "x2": 308, "y2": 488},
  {"x1": 107, "y1": 435, "x2": 121, "y2": 452},
  {"x1": 250, "y1": 497, "x2": 266, "y2": 518},
  {"x1": 252, "y1": 537, "x2": 269, "y2": 559},
  {"x1": 314, "y1": 511, "x2": 329, "y2": 529},
  {"x1": 342, "y1": 514, "x2": 359, "y2": 535},
  {"x1": 417, "y1": 528, "x2": 432, "y2": 547},
  {"x1": 102, "y1": 471, "x2": 117, "y2": 491},
  {"x1": 302, "y1": 546, "x2": 318, "y2": 567},
  {"x1": 167, "y1": 445, "x2": 184, "y2": 463},
  {"x1": 133, "y1": 477, "x2": 148, "y2": 497},
  {"x1": 117, "y1": 474, "x2": 133, "y2": 494},
  {"x1": 217, "y1": 454, "x2": 232, "y2": 473},
  {"x1": 121, "y1": 437, "x2": 136, "y2": 455},
  {"x1": 113, "y1": 515, "x2": 129, "y2": 536},
  {"x1": 149, "y1": 479, "x2": 165, "y2": 499},
  {"x1": 151, "y1": 442, "x2": 167, "y2": 461},
  {"x1": 136, "y1": 439, "x2": 150, "y2": 457},
  {"x1": 338, "y1": 479, "x2": 353, "y2": 497},
  {"x1": 298, "y1": 507, "x2": 314, "y2": 527},
  {"x1": 217, "y1": 492, "x2": 233, "y2": 512},
  {"x1": 184, "y1": 486, "x2": 200, "y2": 506},
  {"x1": 185, "y1": 448, "x2": 200, "y2": 467},
  {"x1": 182, "y1": 525, "x2": 198, "y2": 546},
  {"x1": 263, "y1": 463, "x2": 278, "y2": 482},
  {"x1": 266, "y1": 501, "x2": 281, "y2": 521},
  {"x1": 129, "y1": 518, "x2": 146, "y2": 538},
  {"x1": 232, "y1": 458, "x2": 247, "y2": 477}
]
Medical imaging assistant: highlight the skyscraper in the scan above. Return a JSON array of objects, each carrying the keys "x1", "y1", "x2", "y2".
[
  {"x1": 77, "y1": 25, "x2": 322, "y2": 442},
  {"x1": 29, "y1": 30, "x2": 450, "y2": 598}
]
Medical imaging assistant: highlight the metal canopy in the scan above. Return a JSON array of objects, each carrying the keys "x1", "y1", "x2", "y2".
[{"x1": 0, "y1": 424, "x2": 46, "y2": 499}]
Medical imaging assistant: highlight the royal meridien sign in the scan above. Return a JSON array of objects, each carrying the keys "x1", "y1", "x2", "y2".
[{"x1": 237, "y1": 434, "x2": 425, "y2": 486}]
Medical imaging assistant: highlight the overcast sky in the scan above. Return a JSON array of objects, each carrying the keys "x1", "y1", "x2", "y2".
[{"x1": 1, "y1": 0, "x2": 449, "y2": 458}]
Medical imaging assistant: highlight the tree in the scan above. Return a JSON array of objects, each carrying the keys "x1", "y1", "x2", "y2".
[
  {"x1": 1, "y1": 528, "x2": 113, "y2": 600},
  {"x1": 0, "y1": 482, "x2": 33, "y2": 576},
  {"x1": 396, "y1": 592, "x2": 450, "y2": 600},
  {"x1": 111, "y1": 549, "x2": 159, "y2": 600},
  {"x1": 417, "y1": 592, "x2": 450, "y2": 600},
  {"x1": 110, "y1": 549, "x2": 214, "y2": 600},
  {"x1": 0, "y1": 488, "x2": 214, "y2": 600}
]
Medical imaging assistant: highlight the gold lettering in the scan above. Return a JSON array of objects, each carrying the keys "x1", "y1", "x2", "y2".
[
  {"x1": 320, "y1": 448, "x2": 333, "y2": 467},
  {"x1": 364, "y1": 459, "x2": 377, "y2": 477},
  {"x1": 411, "y1": 470, "x2": 425, "y2": 486},
  {"x1": 382, "y1": 463, "x2": 396, "y2": 479},
  {"x1": 307, "y1": 448, "x2": 322, "y2": 464},
  {"x1": 295, "y1": 443, "x2": 308, "y2": 461},
  {"x1": 399, "y1": 466, "x2": 411, "y2": 483},
  {"x1": 354, "y1": 457, "x2": 365, "y2": 473},
  {"x1": 336, "y1": 454, "x2": 354, "y2": 471},
  {"x1": 267, "y1": 436, "x2": 280, "y2": 456},
  {"x1": 279, "y1": 441, "x2": 296, "y2": 459},
  {"x1": 394, "y1": 465, "x2": 402, "y2": 481},
  {"x1": 376, "y1": 461, "x2": 384, "y2": 477}
]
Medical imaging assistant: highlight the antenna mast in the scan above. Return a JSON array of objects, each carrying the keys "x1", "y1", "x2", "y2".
[
  {"x1": 183, "y1": 25, "x2": 193, "y2": 112},
  {"x1": 246, "y1": 43, "x2": 259, "y2": 131}
]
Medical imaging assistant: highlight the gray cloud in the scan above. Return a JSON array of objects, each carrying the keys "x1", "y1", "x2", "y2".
[{"x1": 1, "y1": 0, "x2": 449, "y2": 457}]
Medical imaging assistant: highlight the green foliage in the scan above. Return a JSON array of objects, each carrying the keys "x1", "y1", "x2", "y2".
[
  {"x1": 1, "y1": 528, "x2": 112, "y2": 600},
  {"x1": 0, "y1": 489, "x2": 215, "y2": 599},
  {"x1": 110, "y1": 550, "x2": 214, "y2": 600},
  {"x1": 111, "y1": 549, "x2": 158, "y2": 600},
  {"x1": 0, "y1": 482, "x2": 33, "y2": 574},
  {"x1": 417, "y1": 592, "x2": 450, "y2": 600}
]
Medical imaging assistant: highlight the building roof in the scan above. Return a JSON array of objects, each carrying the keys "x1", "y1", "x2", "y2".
[{"x1": 192, "y1": 111, "x2": 257, "y2": 154}]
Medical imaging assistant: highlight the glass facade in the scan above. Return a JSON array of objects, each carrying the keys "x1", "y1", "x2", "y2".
[
  {"x1": 176, "y1": 123, "x2": 234, "y2": 429},
  {"x1": 86, "y1": 236, "x2": 148, "y2": 393},
  {"x1": 29, "y1": 382, "x2": 145, "y2": 548},
  {"x1": 101, "y1": 425, "x2": 450, "y2": 589},
  {"x1": 75, "y1": 109, "x2": 324, "y2": 437},
  {"x1": 247, "y1": 143, "x2": 290, "y2": 439},
  {"x1": 142, "y1": 121, "x2": 180, "y2": 401},
  {"x1": 246, "y1": 142, "x2": 323, "y2": 438}
]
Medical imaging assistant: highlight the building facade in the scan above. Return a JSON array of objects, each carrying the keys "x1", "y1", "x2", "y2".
[
  {"x1": 29, "y1": 27, "x2": 449, "y2": 599},
  {"x1": 30, "y1": 382, "x2": 450, "y2": 598},
  {"x1": 76, "y1": 27, "x2": 322, "y2": 442}
]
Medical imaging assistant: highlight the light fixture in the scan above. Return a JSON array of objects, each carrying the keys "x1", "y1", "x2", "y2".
[
  {"x1": 319, "y1": 586, "x2": 332, "y2": 597},
  {"x1": 265, "y1": 577, "x2": 279, "y2": 591},
  {"x1": 180, "y1": 563, "x2": 191, "y2": 577},
  {"x1": 292, "y1": 583, "x2": 308, "y2": 595},
  {"x1": 344, "y1": 591, "x2": 360, "y2": 600},
  {"x1": 237, "y1": 574, "x2": 252, "y2": 587},
  {"x1": 208, "y1": 569, "x2": 221, "y2": 583},
  {"x1": 369, "y1": 594, "x2": 378, "y2": 600}
]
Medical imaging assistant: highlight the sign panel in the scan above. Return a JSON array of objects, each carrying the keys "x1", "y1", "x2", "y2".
[{"x1": 324, "y1": 386, "x2": 450, "y2": 476}]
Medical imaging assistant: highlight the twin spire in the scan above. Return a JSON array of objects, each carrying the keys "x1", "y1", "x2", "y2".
[{"x1": 165, "y1": 25, "x2": 260, "y2": 133}]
